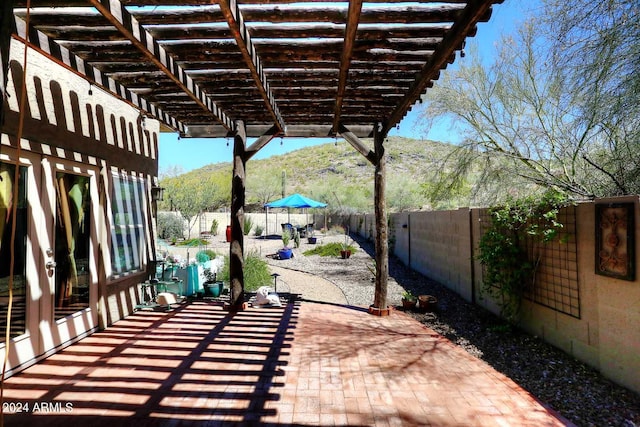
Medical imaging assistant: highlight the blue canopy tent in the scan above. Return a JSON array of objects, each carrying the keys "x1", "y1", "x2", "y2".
[
  {"x1": 265, "y1": 193, "x2": 327, "y2": 209},
  {"x1": 264, "y1": 193, "x2": 327, "y2": 236}
]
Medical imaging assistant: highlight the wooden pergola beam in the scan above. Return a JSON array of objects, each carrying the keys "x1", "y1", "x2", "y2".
[
  {"x1": 88, "y1": 0, "x2": 234, "y2": 132},
  {"x1": 371, "y1": 123, "x2": 389, "y2": 314},
  {"x1": 245, "y1": 124, "x2": 280, "y2": 161},
  {"x1": 338, "y1": 123, "x2": 377, "y2": 166},
  {"x1": 332, "y1": 0, "x2": 362, "y2": 134},
  {"x1": 338, "y1": 121, "x2": 391, "y2": 315},
  {"x1": 383, "y1": 0, "x2": 496, "y2": 134},
  {"x1": 218, "y1": 0, "x2": 286, "y2": 133}
]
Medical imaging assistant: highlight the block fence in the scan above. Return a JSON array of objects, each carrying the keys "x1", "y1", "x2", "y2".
[{"x1": 345, "y1": 196, "x2": 640, "y2": 395}]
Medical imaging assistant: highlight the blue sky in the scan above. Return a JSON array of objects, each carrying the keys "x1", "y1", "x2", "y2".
[{"x1": 159, "y1": 1, "x2": 536, "y2": 174}]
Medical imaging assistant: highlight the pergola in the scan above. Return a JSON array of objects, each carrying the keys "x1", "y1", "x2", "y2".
[{"x1": 2, "y1": 0, "x2": 502, "y2": 313}]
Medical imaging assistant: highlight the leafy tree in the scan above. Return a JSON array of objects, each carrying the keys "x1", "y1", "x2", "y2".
[
  {"x1": 544, "y1": 0, "x2": 640, "y2": 196},
  {"x1": 387, "y1": 175, "x2": 424, "y2": 212},
  {"x1": 421, "y1": 14, "x2": 640, "y2": 201},
  {"x1": 159, "y1": 164, "x2": 184, "y2": 180},
  {"x1": 247, "y1": 172, "x2": 281, "y2": 206}
]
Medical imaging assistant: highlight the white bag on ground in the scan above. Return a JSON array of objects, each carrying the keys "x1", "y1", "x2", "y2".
[{"x1": 254, "y1": 286, "x2": 281, "y2": 307}]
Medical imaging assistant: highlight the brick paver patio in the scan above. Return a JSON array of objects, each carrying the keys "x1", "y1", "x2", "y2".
[{"x1": 1, "y1": 299, "x2": 572, "y2": 426}]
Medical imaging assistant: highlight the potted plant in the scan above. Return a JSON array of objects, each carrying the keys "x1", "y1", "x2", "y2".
[
  {"x1": 418, "y1": 295, "x2": 438, "y2": 312},
  {"x1": 401, "y1": 290, "x2": 416, "y2": 310},
  {"x1": 278, "y1": 231, "x2": 293, "y2": 260},
  {"x1": 202, "y1": 268, "x2": 222, "y2": 297},
  {"x1": 307, "y1": 230, "x2": 317, "y2": 244},
  {"x1": 340, "y1": 234, "x2": 353, "y2": 259}
]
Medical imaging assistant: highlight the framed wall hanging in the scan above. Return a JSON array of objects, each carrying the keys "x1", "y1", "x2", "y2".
[{"x1": 595, "y1": 202, "x2": 635, "y2": 280}]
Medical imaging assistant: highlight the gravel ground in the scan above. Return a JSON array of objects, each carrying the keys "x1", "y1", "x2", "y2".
[{"x1": 264, "y1": 233, "x2": 640, "y2": 427}]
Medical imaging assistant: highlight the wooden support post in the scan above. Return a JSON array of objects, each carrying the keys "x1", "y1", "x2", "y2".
[
  {"x1": 228, "y1": 120, "x2": 247, "y2": 310},
  {"x1": 1, "y1": 0, "x2": 16, "y2": 127},
  {"x1": 370, "y1": 123, "x2": 391, "y2": 316},
  {"x1": 337, "y1": 122, "x2": 390, "y2": 315}
]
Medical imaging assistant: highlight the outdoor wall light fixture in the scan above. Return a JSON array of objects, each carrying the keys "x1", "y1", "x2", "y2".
[{"x1": 151, "y1": 186, "x2": 165, "y2": 202}]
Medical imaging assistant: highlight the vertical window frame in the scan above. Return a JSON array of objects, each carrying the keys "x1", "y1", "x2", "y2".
[{"x1": 110, "y1": 171, "x2": 147, "y2": 277}]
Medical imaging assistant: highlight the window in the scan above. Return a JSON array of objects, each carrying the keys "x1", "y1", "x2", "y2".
[
  {"x1": 0, "y1": 162, "x2": 28, "y2": 340},
  {"x1": 54, "y1": 173, "x2": 91, "y2": 319},
  {"x1": 110, "y1": 173, "x2": 147, "y2": 276}
]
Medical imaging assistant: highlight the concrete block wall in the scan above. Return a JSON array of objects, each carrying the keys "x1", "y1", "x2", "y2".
[
  {"x1": 589, "y1": 196, "x2": 640, "y2": 394},
  {"x1": 351, "y1": 196, "x2": 640, "y2": 395},
  {"x1": 191, "y1": 212, "x2": 314, "y2": 238},
  {"x1": 406, "y1": 209, "x2": 474, "y2": 302}
]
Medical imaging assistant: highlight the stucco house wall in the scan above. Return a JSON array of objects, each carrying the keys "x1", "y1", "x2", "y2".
[{"x1": 1, "y1": 39, "x2": 159, "y2": 375}]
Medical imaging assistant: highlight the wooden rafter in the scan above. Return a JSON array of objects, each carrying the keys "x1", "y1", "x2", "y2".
[
  {"x1": 332, "y1": 0, "x2": 362, "y2": 134},
  {"x1": 245, "y1": 124, "x2": 280, "y2": 160},
  {"x1": 88, "y1": 0, "x2": 234, "y2": 132},
  {"x1": 12, "y1": 22, "x2": 185, "y2": 132},
  {"x1": 218, "y1": 0, "x2": 286, "y2": 133},
  {"x1": 10, "y1": 0, "x2": 501, "y2": 137},
  {"x1": 383, "y1": 0, "x2": 498, "y2": 134}
]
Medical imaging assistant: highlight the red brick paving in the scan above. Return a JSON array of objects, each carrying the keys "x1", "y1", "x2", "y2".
[{"x1": 1, "y1": 300, "x2": 573, "y2": 426}]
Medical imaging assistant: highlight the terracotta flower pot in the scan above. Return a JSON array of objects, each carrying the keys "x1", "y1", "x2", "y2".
[
  {"x1": 340, "y1": 249, "x2": 352, "y2": 259},
  {"x1": 402, "y1": 298, "x2": 416, "y2": 310},
  {"x1": 418, "y1": 295, "x2": 437, "y2": 312}
]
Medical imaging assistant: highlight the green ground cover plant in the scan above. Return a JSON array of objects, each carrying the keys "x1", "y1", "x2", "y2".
[
  {"x1": 178, "y1": 238, "x2": 209, "y2": 247},
  {"x1": 303, "y1": 242, "x2": 356, "y2": 257}
]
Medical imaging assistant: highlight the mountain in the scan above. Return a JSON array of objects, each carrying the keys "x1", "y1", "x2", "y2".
[{"x1": 159, "y1": 136, "x2": 458, "y2": 213}]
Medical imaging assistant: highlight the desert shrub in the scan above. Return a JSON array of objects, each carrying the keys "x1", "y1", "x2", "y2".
[
  {"x1": 243, "y1": 216, "x2": 253, "y2": 235},
  {"x1": 157, "y1": 212, "x2": 184, "y2": 240},
  {"x1": 178, "y1": 238, "x2": 209, "y2": 246},
  {"x1": 218, "y1": 250, "x2": 272, "y2": 292},
  {"x1": 195, "y1": 249, "x2": 217, "y2": 263},
  {"x1": 210, "y1": 218, "x2": 219, "y2": 236}
]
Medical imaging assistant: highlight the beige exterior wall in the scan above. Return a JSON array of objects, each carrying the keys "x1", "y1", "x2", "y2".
[
  {"x1": 1, "y1": 40, "x2": 159, "y2": 375},
  {"x1": 395, "y1": 209, "x2": 474, "y2": 302},
  {"x1": 588, "y1": 196, "x2": 640, "y2": 393},
  {"x1": 192, "y1": 212, "x2": 319, "y2": 238},
  {"x1": 351, "y1": 197, "x2": 640, "y2": 394}
]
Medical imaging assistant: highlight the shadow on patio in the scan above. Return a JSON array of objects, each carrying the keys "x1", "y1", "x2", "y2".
[
  {"x1": 2, "y1": 301, "x2": 297, "y2": 426},
  {"x1": 1, "y1": 299, "x2": 571, "y2": 427}
]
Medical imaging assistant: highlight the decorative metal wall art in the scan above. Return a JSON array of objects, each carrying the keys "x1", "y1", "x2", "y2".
[{"x1": 595, "y1": 203, "x2": 635, "y2": 280}]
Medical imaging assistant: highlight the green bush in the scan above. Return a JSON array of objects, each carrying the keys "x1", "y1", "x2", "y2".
[
  {"x1": 218, "y1": 250, "x2": 272, "y2": 292},
  {"x1": 477, "y1": 190, "x2": 568, "y2": 323},
  {"x1": 157, "y1": 212, "x2": 184, "y2": 240},
  {"x1": 210, "y1": 218, "x2": 219, "y2": 236},
  {"x1": 243, "y1": 216, "x2": 253, "y2": 235},
  {"x1": 254, "y1": 225, "x2": 264, "y2": 237},
  {"x1": 303, "y1": 242, "x2": 356, "y2": 257}
]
